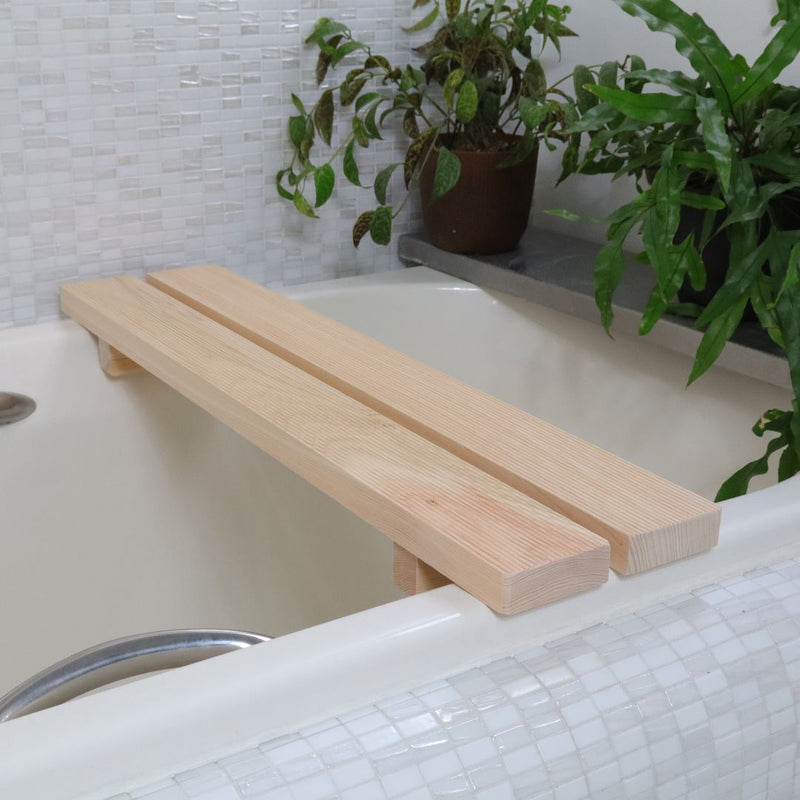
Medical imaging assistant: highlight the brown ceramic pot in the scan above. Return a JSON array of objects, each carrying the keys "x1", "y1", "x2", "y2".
[{"x1": 419, "y1": 135, "x2": 538, "y2": 255}]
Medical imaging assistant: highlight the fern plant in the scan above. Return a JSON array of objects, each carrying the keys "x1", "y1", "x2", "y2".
[{"x1": 556, "y1": 0, "x2": 800, "y2": 499}]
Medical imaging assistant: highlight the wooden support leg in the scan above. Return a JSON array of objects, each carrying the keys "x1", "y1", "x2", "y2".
[
  {"x1": 393, "y1": 544, "x2": 451, "y2": 596},
  {"x1": 98, "y1": 340, "x2": 141, "y2": 377}
]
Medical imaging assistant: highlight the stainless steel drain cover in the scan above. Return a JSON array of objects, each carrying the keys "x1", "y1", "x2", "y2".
[{"x1": 0, "y1": 393, "x2": 36, "y2": 425}]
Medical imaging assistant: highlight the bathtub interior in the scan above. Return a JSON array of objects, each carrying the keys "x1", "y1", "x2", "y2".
[
  {"x1": 298, "y1": 269, "x2": 793, "y2": 500},
  {"x1": 1, "y1": 267, "x2": 792, "y2": 700},
  {"x1": 1, "y1": 321, "x2": 404, "y2": 697}
]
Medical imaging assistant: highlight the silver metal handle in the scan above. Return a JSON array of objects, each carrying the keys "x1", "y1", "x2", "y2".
[
  {"x1": 0, "y1": 392, "x2": 36, "y2": 425},
  {"x1": 0, "y1": 628, "x2": 271, "y2": 722}
]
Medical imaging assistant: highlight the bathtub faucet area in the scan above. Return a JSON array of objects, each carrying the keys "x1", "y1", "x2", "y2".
[{"x1": 0, "y1": 392, "x2": 35, "y2": 425}]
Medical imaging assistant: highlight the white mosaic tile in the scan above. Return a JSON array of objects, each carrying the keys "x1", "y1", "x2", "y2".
[
  {"x1": 106, "y1": 555, "x2": 800, "y2": 799},
  {"x1": 0, "y1": 0, "x2": 424, "y2": 328}
]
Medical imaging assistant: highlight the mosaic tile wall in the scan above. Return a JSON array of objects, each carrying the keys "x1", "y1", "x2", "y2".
[
  {"x1": 0, "y1": 0, "x2": 420, "y2": 328},
  {"x1": 107, "y1": 557, "x2": 800, "y2": 800}
]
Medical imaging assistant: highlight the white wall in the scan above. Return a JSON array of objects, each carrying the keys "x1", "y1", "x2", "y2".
[{"x1": 0, "y1": 0, "x2": 793, "y2": 327}]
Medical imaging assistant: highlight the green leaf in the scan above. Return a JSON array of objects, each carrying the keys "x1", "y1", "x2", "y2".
[
  {"x1": 666, "y1": 301, "x2": 703, "y2": 318},
  {"x1": 720, "y1": 181, "x2": 800, "y2": 231},
  {"x1": 595, "y1": 193, "x2": 654, "y2": 332},
  {"x1": 364, "y1": 54, "x2": 391, "y2": 71},
  {"x1": 694, "y1": 95, "x2": 732, "y2": 192},
  {"x1": 306, "y1": 19, "x2": 349, "y2": 44},
  {"x1": 568, "y1": 103, "x2": 623, "y2": 133},
  {"x1": 598, "y1": 61, "x2": 619, "y2": 88},
  {"x1": 732, "y1": 15, "x2": 800, "y2": 108},
  {"x1": 748, "y1": 153, "x2": 800, "y2": 182},
  {"x1": 276, "y1": 169, "x2": 295, "y2": 201},
  {"x1": 499, "y1": 132, "x2": 537, "y2": 168},
  {"x1": 355, "y1": 91, "x2": 381, "y2": 112},
  {"x1": 750, "y1": 274, "x2": 783, "y2": 347},
  {"x1": 343, "y1": 140, "x2": 361, "y2": 185},
  {"x1": 688, "y1": 294, "x2": 748, "y2": 385},
  {"x1": 675, "y1": 151, "x2": 716, "y2": 172},
  {"x1": 292, "y1": 190, "x2": 318, "y2": 219},
  {"x1": 776, "y1": 281, "x2": 800, "y2": 400},
  {"x1": 373, "y1": 163, "x2": 401, "y2": 205},
  {"x1": 299, "y1": 116, "x2": 314, "y2": 162},
  {"x1": 403, "y1": 5, "x2": 440, "y2": 33},
  {"x1": 594, "y1": 241, "x2": 628, "y2": 333},
  {"x1": 455, "y1": 80, "x2": 479, "y2": 123},
  {"x1": 315, "y1": 49, "x2": 333, "y2": 86},
  {"x1": 695, "y1": 225, "x2": 764, "y2": 327},
  {"x1": 431, "y1": 145, "x2": 461, "y2": 201},
  {"x1": 331, "y1": 39, "x2": 367, "y2": 66},
  {"x1": 639, "y1": 148, "x2": 690, "y2": 332},
  {"x1": 523, "y1": 60, "x2": 547, "y2": 101},
  {"x1": 775, "y1": 243, "x2": 800, "y2": 305},
  {"x1": 363, "y1": 102, "x2": 382, "y2": 139},
  {"x1": 639, "y1": 235, "x2": 699, "y2": 334},
  {"x1": 314, "y1": 164, "x2": 335, "y2": 207},
  {"x1": 445, "y1": 0, "x2": 459, "y2": 19},
  {"x1": 684, "y1": 238, "x2": 706, "y2": 291},
  {"x1": 288, "y1": 115, "x2": 306, "y2": 151},
  {"x1": 791, "y1": 402, "x2": 800, "y2": 459},
  {"x1": 772, "y1": 0, "x2": 794, "y2": 23},
  {"x1": 587, "y1": 84, "x2": 697, "y2": 125},
  {"x1": 402, "y1": 108, "x2": 420, "y2": 139},
  {"x1": 352, "y1": 116, "x2": 369, "y2": 147},
  {"x1": 624, "y1": 55, "x2": 647, "y2": 92},
  {"x1": 403, "y1": 128, "x2": 437, "y2": 188},
  {"x1": 518, "y1": 97, "x2": 549, "y2": 131},
  {"x1": 680, "y1": 192, "x2": 725, "y2": 211},
  {"x1": 291, "y1": 94, "x2": 306, "y2": 115},
  {"x1": 443, "y1": 69, "x2": 464, "y2": 109},
  {"x1": 340, "y1": 75, "x2": 370, "y2": 106},
  {"x1": 609, "y1": 0, "x2": 740, "y2": 115},
  {"x1": 352, "y1": 211, "x2": 373, "y2": 247},
  {"x1": 715, "y1": 431, "x2": 789, "y2": 500},
  {"x1": 313, "y1": 89, "x2": 334, "y2": 146},
  {"x1": 573, "y1": 65, "x2": 598, "y2": 113},
  {"x1": 557, "y1": 133, "x2": 580, "y2": 184},
  {"x1": 369, "y1": 205, "x2": 393, "y2": 245},
  {"x1": 623, "y1": 67, "x2": 696, "y2": 93}
]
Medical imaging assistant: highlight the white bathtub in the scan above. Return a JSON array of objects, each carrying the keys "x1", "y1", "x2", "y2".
[{"x1": 2, "y1": 266, "x2": 800, "y2": 799}]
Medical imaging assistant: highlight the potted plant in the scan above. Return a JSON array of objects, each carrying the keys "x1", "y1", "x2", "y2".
[
  {"x1": 556, "y1": 0, "x2": 800, "y2": 499},
  {"x1": 277, "y1": 0, "x2": 577, "y2": 254}
]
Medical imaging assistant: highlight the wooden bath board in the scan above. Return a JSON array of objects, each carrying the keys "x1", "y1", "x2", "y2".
[{"x1": 60, "y1": 266, "x2": 720, "y2": 614}]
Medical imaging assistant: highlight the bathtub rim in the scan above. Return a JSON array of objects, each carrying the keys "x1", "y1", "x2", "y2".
[{"x1": 0, "y1": 466, "x2": 799, "y2": 800}]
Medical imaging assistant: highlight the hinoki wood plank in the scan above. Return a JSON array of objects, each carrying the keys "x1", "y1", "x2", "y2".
[
  {"x1": 61, "y1": 277, "x2": 610, "y2": 615},
  {"x1": 393, "y1": 544, "x2": 451, "y2": 596},
  {"x1": 147, "y1": 264, "x2": 721, "y2": 574},
  {"x1": 98, "y1": 340, "x2": 141, "y2": 377}
]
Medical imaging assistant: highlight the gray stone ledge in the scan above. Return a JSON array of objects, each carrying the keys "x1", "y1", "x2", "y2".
[{"x1": 399, "y1": 228, "x2": 791, "y2": 391}]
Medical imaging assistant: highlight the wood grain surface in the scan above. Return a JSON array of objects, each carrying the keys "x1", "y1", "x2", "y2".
[
  {"x1": 61, "y1": 277, "x2": 610, "y2": 615},
  {"x1": 147, "y1": 265, "x2": 720, "y2": 574}
]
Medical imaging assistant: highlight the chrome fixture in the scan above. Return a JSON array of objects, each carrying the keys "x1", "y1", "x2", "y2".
[
  {"x1": 0, "y1": 393, "x2": 36, "y2": 425},
  {"x1": 0, "y1": 628, "x2": 271, "y2": 722}
]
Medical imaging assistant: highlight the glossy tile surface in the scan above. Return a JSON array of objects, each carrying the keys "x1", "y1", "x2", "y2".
[
  {"x1": 108, "y1": 558, "x2": 800, "y2": 799},
  {"x1": 0, "y1": 0, "x2": 415, "y2": 327}
]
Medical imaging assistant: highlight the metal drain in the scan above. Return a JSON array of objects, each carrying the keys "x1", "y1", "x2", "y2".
[{"x1": 0, "y1": 393, "x2": 36, "y2": 425}]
